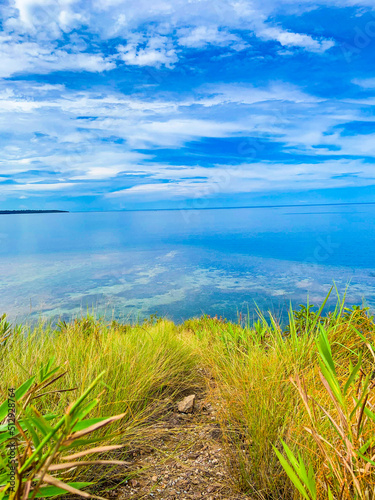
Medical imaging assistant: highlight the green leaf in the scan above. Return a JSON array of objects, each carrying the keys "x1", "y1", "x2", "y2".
[
  {"x1": 359, "y1": 436, "x2": 375, "y2": 455},
  {"x1": 353, "y1": 326, "x2": 375, "y2": 351},
  {"x1": 0, "y1": 482, "x2": 93, "y2": 500},
  {"x1": 317, "y1": 327, "x2": 344, "y2": 406},
  {"x1": 22, "y1": 418, "x2": 41, "y2": 452},
  {"x1": 317, "y1": 326, "x2": 336, "y2": 374},
  {"x1": 356, "y1": 450, "x2": 375, "y2": 467},
  {"x1": 273, "y1": 444, "x2": 311, "y2": 500},
  {"x1": 282, "y1": 441, "x2": 302, "y2": 474},
  {"x1": 0, "y1": 414, "x2": 57, "y2": 433},
  {"x1": 363, "y1": 406, "x2": 375, "y2": 422},
  {"x1": 70, "y1": 400, "x2": 98, "y2": 426},
  {"x1": 20, "y1": 373, "x2": 105, "y2": 474},
  {"x1": 281, "y1": 441, "x2": 316, "y2": 500},
  {"x1": 38, "y1": 358, "x2": 55, "y2": 383},
  {"x1": 67, "y1": 372, "x2": 105, "y2": 417},
  {"x1": 59, "y1": 435, "x2": 117, "y2": 451},
  {"x1": 36, "y1": 482, "x2": 93, "y2": 498},
  {"x1": 40, "y1": 367, "x2": 60, "y2": 385},
  {"x1": 72, "y1": 417, "x2": 106, "y2": 432},
  {"x1": 307, "y1": 464, "x2": 317, "y2": 499},
  {"x1": 318, "y1": 361, "x2": 343, "y2": 405},
  {"x1": 0, "y1": 472, "x2": 9, "y2": 486},
  {"x1": 344, "y1": 353, "x2": 362, "y2": 395},
  {"x1": 27, "y1": 413, "x2": 54, "y2": 437},
  {"x1": 310, "y1": 288, "x2": 332, "y2": 333},
  {"x1": 0, "y1": 430, "x2": 20, "y2": 445},
  {"x1": 0, "y1": 402, "x2": 8, "y2": 423},
  {"x1": 15, "y1": 376, "x2": 36, "y2": 401},
  {"x1": 32, "y1": 482, "x2": 93, "y2": 498}
]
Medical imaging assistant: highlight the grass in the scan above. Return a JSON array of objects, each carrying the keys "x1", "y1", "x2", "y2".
[
  {"x1": 189, "y1": 296, "x2": 375, "y2": 499},
  {"x1": 0, "y1": 315, "x2": 201, "y2": 498},
  {"x1": 1, "y1": 315, "x2": 200, "y2": 420},
  {"x1": 1, "y1": 293, "x2": 375, "y2": 499}
]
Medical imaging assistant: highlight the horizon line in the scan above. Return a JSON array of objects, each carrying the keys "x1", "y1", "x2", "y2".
[{"x1": 70, "y1": 201, "x2": 375, "y2": 213}]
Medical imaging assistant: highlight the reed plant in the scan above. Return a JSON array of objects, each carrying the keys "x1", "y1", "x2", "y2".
[{"x1": 0, "y1": 361, "x2": 129, "y2": 500}]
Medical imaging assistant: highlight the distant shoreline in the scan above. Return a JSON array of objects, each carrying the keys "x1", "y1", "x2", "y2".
[
  {"x1": 1, "y1": 202, "x2": 374, "y2": 215},
  {"x1": 71, "y1": 201, "x2": 375, "y2": 214},
  {"x1": 0, "y1": 210, "x2": 69, "y2": 215}
]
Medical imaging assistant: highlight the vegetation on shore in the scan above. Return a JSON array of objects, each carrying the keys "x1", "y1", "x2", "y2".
[
  {"x1": 1, "y1": 292, "x2": 375, "y2": 499},
  {"x1": 0, "y1": 210, "x2": 68, "y2": 215}
]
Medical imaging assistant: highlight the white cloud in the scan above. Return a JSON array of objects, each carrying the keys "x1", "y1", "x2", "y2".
[
  {"x1": 353, "y1": 78, "x2": 375, "y2": 89},
  {"x1": 117, "y1": 35, "x2": 178, "y2": 67},
  {"x1": 178, "y1": 26, "x2": 246, "y2": 50},
  {"x1": 0, "y1": 78, "x2": 369, "y2": 165},
  {"x1": 197, "y1": 82, "x2": 322, "y2": 106},
  {"x1": 11, "y1": 0, "x2": 84, "y2": 34},
  {"x1": 0, "y1": 37, "x2": 115, "y2": 78},
  {"x1": 258, "y1": 26, "x2": 335, "y2": 53},
  {"x1": 0, "y1": 61, "x2": 374, "y2": 203},
  {"x1": 107, "y1": 158, "x2": 375, "y2": 201},
  {"x1": 0, "y1": 182, "x2": 75, "y2": 192},
  {"x1": 0, "y1": 0, "x2": 344, "y2": 79},
  {"x1": 71, "y1": 166, "x2": 128, "y2": 180},
  {"x1": 141, "y1": 118, "x2": 241, "y2": 141}
]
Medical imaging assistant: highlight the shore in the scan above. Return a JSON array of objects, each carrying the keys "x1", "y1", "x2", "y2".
[
  {"x1": 0, "y1": 210, "x2": 69, "y2": 215},
  {"x1": 1, "y1": 298, "x2": 374, "y2": 499}
]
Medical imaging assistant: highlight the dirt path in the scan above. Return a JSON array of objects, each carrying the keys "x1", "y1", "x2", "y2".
[{"x1": 117, "y1": 393, "x2": 252, "y2": 500}]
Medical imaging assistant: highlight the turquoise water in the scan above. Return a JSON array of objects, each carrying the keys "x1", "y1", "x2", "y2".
[{"x1": 0, "y1": 204, "x2": 374, "y2": 323}]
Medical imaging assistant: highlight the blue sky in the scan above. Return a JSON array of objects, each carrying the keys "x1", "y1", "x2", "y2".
[{"x1": 1, "y1": 0, "x2": 375, "y2": 211}]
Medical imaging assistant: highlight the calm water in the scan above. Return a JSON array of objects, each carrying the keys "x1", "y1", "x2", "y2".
[{"x1": 0, "y1": 204, "x2": 374, "y2": 324}]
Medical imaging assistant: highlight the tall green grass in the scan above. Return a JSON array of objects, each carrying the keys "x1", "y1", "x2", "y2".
[
  {"x1": 188, "y1": 295, "x2": 375, "y2": 499},
  {"x1": 0, "y1": 315, "x2": 200, "y2": 496},
  {"x1": 1, "y1": 295, "x2": 375, "y2": 499},
  {"x1": 1, "y1": 316, "x2": 199, "y2": 421}
]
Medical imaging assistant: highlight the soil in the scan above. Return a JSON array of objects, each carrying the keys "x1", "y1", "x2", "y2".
[{"x1": 116, "y1": 393, "x2": 252, "y2": 500}]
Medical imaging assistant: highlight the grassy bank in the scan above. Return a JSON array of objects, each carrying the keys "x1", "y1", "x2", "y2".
[{"x1": 1, "y1": 295, "x2": 375, "y2": 499}]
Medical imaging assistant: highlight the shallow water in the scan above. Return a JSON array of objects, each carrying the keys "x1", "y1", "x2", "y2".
[{"x1": 0, "y1": 204, "x2": 374, "y2": 323}]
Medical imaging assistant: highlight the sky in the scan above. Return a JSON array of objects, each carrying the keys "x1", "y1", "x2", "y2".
[{"x1": 1, "y1": 0, "x2": 375, "y2": 211}]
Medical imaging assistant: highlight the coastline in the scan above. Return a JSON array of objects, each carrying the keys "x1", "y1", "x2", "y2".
[{"x1": 0, "y1": 210, "x2": 69, "y2": 215}]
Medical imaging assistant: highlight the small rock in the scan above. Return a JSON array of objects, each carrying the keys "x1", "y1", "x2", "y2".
[
  {"x1": 151, "y1": 475, "x2": 158, "y2": 482},
  {"x1": 177, "y1": 394, "x2": 196, "y2": 414}
]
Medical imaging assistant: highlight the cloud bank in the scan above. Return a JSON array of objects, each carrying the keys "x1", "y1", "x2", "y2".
[{"x1": 0, "y1": 0, "x2": 374, "y2": 209}]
